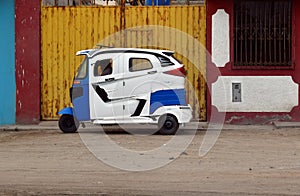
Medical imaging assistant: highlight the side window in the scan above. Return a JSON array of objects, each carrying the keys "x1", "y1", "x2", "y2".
[
  {"x1": 94, "y1": 59, "x2": 113, "y2": 77},
  {"x1": 129, "y1": 58, "x2": 153, "y2": 72}
]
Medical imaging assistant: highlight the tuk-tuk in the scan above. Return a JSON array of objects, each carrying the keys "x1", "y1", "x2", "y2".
[{"x1": 58, "y1": 48, "x2": 192, "y2": 135}]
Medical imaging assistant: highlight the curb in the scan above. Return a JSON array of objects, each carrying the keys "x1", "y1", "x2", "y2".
[
  {"x1": 273, "y1": 121, "x2": 300, "y2": 129},
  {"x1": 1, "y1": 121, "x2": 300, "y2": 132},
  {"x1": 0, "y1": 121, "x2": 300, "y2": 131},
  {"x1": 0, "y1": 125, "x2": 58, "y2": 131}
]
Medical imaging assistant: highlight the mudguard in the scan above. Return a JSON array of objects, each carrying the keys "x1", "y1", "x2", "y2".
[
  {"x1": 152, "y1": 105, "x2": 192, "y2": 123},
  {"x1": 58, "y1": 107, "x2": 73, "y2": 115}
]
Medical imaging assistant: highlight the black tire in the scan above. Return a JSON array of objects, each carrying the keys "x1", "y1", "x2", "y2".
[
  {"x1": 158, "y1": 114, "x2": 179, "y2": 135},
  {"x1": 58, "y1": 114, "x2": 79, "y2": 133}
]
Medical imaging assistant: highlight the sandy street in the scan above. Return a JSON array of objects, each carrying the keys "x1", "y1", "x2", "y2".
[{"x1": 0, "y1": 127, "x2": 300, "y2": 195}]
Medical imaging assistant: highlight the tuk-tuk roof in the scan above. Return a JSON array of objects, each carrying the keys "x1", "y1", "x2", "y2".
[{"x1": 76, "y1": 48, "x2": 175, "y2": 58}]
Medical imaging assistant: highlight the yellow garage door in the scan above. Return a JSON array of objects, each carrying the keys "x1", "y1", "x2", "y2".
[{"x1": 41, "y1": 5, "x2": 206, "y2": 120}]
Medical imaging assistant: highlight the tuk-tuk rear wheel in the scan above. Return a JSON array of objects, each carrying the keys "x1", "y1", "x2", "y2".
[
  {"x1": 158, "y1": 114, "x2": 179, "y2": 135},
  {"x1": 58, "y1": 114, "x2": 79, "y2": 133}
]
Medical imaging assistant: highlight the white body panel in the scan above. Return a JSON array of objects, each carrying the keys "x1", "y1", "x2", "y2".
[
  {"x1": 82, "y1": 48, "x2": 192, "y2": 126},
  {"x1": 93, "y1": 105, "x2": 193, "y2": 125},
  {"x1": 89, "y1": 53, "x2": 124, "y2": 120},
  {"x1": 122, "y1": 53, "x2": 160, "y2": 119},
  {"x1": 152, "y1": 105, "x2": 193, "y2": 123}
]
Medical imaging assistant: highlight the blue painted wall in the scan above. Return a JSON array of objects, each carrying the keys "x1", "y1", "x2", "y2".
[{"x1": 0, "y1": 1, "x2": 16, "y2": 125}]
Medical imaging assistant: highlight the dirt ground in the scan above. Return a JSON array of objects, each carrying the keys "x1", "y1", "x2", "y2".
[{"x1": 0, "y1": 126, "x2": 300, "y2": 195}]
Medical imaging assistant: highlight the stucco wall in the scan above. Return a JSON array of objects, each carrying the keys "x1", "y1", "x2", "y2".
[
  {"x1": 207, "y1": 0, "x2": 300, "y2": 124},
  {"x1": 15, "y1": 0, "x2": 41, "y2": 124},
  {"x1": 0, "y1": 1, "x2": 16, "y2": 125}
]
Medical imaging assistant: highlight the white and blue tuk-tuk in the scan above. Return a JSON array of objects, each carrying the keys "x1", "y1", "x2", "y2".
[{"x1": 58, "y1": 48, "x2": 192, "y2": 135}]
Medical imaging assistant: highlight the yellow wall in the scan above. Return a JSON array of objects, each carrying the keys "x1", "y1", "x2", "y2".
[{"x1": 41, "y1": 6, "x2": 206, "y2": 120}]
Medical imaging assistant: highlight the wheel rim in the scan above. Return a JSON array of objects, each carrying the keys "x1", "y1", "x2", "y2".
[
  {"x1": 164, "y1": 120, "x2": 173, "y2": 130},
  {"x1": 65, "y1": 118, "x2": 74, "y2": 128}
]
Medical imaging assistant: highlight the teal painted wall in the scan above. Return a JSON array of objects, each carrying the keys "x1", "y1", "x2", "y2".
[{"x1": 0, "y1": 1, "x2": 16, "y2": 125}]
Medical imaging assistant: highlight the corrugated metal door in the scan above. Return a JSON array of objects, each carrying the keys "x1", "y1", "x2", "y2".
[
  {"x1": 41, "y1": 7, "x2": 122, "y2": 119},
  {"x1": 41, "y1": 6, "x2": 206, "y2": 120}
]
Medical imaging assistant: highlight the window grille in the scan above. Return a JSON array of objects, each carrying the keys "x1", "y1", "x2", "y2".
[
  {"x1": 157, "y1": 56, "x2": 175, "y2": 67},
  {"x1": 234, "y1": 0, "x2": 292, "y2": 68}
]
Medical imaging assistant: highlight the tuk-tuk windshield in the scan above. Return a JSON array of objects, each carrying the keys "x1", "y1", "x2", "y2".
[{"x1": 75, "y1": 56, "x2": 88, "y2": 79}]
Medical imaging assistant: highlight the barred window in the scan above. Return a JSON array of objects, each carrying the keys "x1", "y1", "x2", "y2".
[{"x1": 234, "y1": 0, "x2": 292, "y2": 68}]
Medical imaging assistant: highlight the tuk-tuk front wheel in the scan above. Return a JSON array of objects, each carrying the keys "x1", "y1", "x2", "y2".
[
  {"x1": 158, "y1": 114, "x2": 179, "y2": 135},
  {"x1": 58, "y1": 114, "x2": 79, "y2": 133}
]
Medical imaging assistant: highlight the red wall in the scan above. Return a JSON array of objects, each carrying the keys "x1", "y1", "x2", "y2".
[
  {"x1": 15, "y1": 0, "x2": 41, "y2": 124},
  {"x1": 206, "y1": 0, "x2": 300, "y2": 124}
]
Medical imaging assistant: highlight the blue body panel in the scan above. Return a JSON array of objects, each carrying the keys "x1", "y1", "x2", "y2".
[
  {"x1": 150, "y1": 89, "x2": 187, "y2": 114},
  {"x1": 72, "y1": 70, "x2": 90, "y2": 121},
  {"x1": 0, "y1": 1, "x2": 15, "y2": 125},
  {"x1": 72, "y1": 81, "x2": 90, "y2": 121},
  {"x1": 58, "y1": 107, "x2": 73, "y2": 115},
  {"x1": 59, "y1": 57, "x2": 90, "y2": 121}
]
